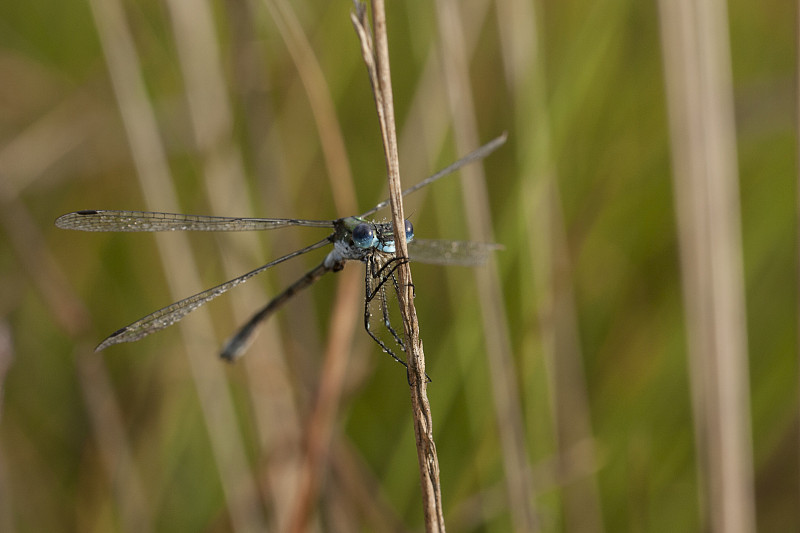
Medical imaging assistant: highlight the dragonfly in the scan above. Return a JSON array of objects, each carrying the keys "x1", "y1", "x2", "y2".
[{"x1": 56, "y1": 133, "x2": 506, "y2": 369}]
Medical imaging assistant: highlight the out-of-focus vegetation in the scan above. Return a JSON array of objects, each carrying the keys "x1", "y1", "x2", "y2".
[{"x1": 0, "y1": 0, "x2": 795, "y2": 531}]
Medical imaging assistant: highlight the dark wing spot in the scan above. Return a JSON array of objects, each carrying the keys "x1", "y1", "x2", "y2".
[{"x1": 108, "y1": 327, "x2": 128, "y2": 338}]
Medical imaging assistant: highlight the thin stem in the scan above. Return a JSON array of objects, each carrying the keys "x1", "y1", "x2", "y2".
[
  {"x1": 352, "y1": 2, "x2": 446, "y2": 531},
  {"x1": 658, "y1": 0, "x2": 755, "y2": 531}
]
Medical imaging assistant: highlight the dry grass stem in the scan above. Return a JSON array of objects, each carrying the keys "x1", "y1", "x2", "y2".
[
  {"x1": 658, "y1": 0, "x2": 755, "y2": 530},
  {"x1": 433, "y1": 0, "x2": 538, "y2": 530},
  {"x1": 352, "y1": 2, "x2": 446, "y2": 530},
  {"x1": 493, "y1": 0, "x2": 605, "y2": 529},
  {"x1": 88, "y1": 0, "x2": 268, "y2": 529},
  {"x1": 263, "y1": 1, "x2": 363, "y2": 530}
]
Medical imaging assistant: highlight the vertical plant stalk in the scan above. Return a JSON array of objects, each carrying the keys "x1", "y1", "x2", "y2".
[
  {"x1": 658, "y1": 0, "x2": 755, "y2": 531},
  {"x1": 263, "y1": 2, "x2": 365, "y2": 531},
  {"x1": 433, "y1": 1, "x2": 539, "y2": 530},
  {"x1": 88, "y1": 0, "x2": 268, "y2": 530},
  {"x1": 352, "y1": 2, "x2": 446, "y2": 531}
]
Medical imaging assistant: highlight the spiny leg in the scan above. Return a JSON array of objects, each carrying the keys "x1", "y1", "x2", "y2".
[
  {"x1": 363, "y1": 255, "x2": 408, "y2": 369},
  {"x1": 365, "y1": 255, "x2": 408, "y2": 302},
  {"x1": 367, "y1": 255, "x2": 408, "y2": 348},
  {"x1": 381, "y1": 255, "x2": 416, "y2": 299},
  {"x1": 363, "y1": 255, "x2": 431, "y2": 382},
  {"x1": 379, "y1": 274, "x2": 405, "y2": 349}
]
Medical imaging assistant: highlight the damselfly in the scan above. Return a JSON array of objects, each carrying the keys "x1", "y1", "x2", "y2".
[{"x1": 56, "y1": 134, "x2": 506, "y2": 368}]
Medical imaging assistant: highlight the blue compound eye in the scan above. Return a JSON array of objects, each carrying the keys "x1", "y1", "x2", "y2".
[
  {"x1": 404, "y1": 219, "x2": 414, "y2": 241},
  {"x1": 352, "y1": 223, "x2": 376, "y2": 249}
]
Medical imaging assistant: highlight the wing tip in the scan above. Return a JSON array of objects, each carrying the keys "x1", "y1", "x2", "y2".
[{"x1": 95, "y1": 327, "x2": 128, "y2": 352}]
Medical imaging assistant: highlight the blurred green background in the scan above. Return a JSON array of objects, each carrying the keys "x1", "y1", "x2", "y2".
[{"x1": 0, "y1": 0, "x2": 796, "y2": 531}]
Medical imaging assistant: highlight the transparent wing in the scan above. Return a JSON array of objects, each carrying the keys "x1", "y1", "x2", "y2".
[
  {"x1": 359, "y1": 133, "x2": 507, "y2": 218},
  {"x1": 55, "y1": 210, "x2": 335, "y2": 232},
  {"x1": 94, "y1": 237, "x2": 331, "y2": 351},
  {"x1": 407, "y1": 239, "x2": 502, "y2": 267}
]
